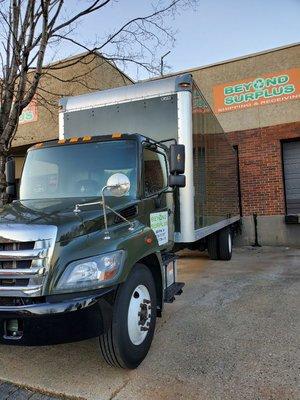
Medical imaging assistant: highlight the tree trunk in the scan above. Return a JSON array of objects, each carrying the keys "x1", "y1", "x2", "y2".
[{"x1": 0, "y1": 152, "x2": 8, "y2": 207}]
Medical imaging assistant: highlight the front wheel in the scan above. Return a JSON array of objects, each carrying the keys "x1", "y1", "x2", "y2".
[{"x1": 99, "y1": 264, "x2": 157, "y2": 369}]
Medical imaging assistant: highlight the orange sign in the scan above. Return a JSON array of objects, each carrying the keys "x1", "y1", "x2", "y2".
[
  {"x1": 213, "y1": 68, "x2": 300, "y2": 114},
  {"x1": 19, "y1": 97, "x2": 38, "y2": 124}
]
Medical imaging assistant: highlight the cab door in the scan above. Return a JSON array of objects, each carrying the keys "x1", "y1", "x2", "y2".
[{"x1": 141, "y1": 144, "x2": 174, "y2": 249}]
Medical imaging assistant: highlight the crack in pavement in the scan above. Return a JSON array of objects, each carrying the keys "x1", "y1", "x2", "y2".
[{"x1": 108, "y1": 378, "x2": 131, "y2": 400}]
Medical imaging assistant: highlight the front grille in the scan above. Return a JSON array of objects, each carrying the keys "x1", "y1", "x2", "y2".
[
  {"x1": 0, "y1": 240, "x2": 50, "y2": 296},
  {"x1": 0, "y1": 242, "x2": 35, "y2": 270},
  {"x1": 0, "y1": 242, "x2": 35, "y2": 251},
  {"x1": 1, "y1": 260, "x2": 32, "y2": 269},
  {"x1": 0, "y1": 279, "x2": 29, "y2": 287},
  {"x1": 0, "y1": 224, "x2": 57, "y2": 297},
  {"x1": 0, "y1": 239, "x2": 47, "y2": 294}
]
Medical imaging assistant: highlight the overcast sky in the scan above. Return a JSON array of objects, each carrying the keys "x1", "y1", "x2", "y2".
[{"x1": 52, "y1": 0, "x2": 300, "y2": 80}]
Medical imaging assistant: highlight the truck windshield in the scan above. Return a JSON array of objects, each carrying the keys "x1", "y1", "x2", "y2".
[{"x1": 20, "y1": 140, "x2": 138, "y2": 200}]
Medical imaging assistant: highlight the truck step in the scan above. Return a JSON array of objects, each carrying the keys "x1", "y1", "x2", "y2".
[
  {"x1": 161, "y1": 252, "x2": 178, "y2": 265},
  {"x1": 164, "y1": 282, "x2": 185, "y2": 303}
]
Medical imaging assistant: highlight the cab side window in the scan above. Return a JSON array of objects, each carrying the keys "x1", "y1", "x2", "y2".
[{"x1": 143, "y1": 147, "x2": 168, "y2": 196}]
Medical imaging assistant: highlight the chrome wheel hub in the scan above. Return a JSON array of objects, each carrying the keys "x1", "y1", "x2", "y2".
[
  {"x1": 228, "y1": 232, "x2": 232, "y2": 253},
  {"x1": 127, "y1": 284, "x2": 151, "y2": 345}
]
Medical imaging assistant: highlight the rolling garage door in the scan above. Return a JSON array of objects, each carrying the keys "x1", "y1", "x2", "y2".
[{"x1": 283, "y1": 141, "x2": 300, "y2": 214}]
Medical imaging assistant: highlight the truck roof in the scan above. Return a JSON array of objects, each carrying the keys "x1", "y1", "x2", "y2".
[{"x1": 59, "y1": 74, "x2": 193, "y2": 113}]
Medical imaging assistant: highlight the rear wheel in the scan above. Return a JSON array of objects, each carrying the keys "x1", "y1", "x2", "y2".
[
  {"x1": 218, "y1": 227, "x2": 232, "y2": 260},
  {"x1": 207, "y1": 232, "x2": 219, "y2": 260},
  {"x1": 99, "y1": 263, "x2": 157, "y2": 369}
]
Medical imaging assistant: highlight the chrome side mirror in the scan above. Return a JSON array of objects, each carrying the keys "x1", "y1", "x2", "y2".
[
  {"x1": 5, "y1": 157, "x2": 16, "y2": 200},
  {"x1": 106, "y1": 173, "x2": 130, "y2": 197},
  {"x1": 168, "y1": 174, "x2": 186, "y2": 188},
  {"x1": 169, "y1": 144, "x2": 185, "y2": 174}
]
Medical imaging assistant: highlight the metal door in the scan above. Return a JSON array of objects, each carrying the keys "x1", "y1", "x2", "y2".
[{"x1": 283, "y1": 141, "x2": 300, "y2": 214}]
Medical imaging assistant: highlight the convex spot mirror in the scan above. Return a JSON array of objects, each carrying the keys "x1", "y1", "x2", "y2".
[
  {"x1": 169, "y1": 144, "x2": 185, "y2": 175},
  {"x1": 106, "y1": 173, "x2": 130, "y2": 197}
]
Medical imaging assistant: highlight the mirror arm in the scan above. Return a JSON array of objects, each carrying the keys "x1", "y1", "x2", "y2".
[
  {"x1": 157, "y1": 188, "x2": 174, "y2": 198},
  {"x1": 73, "y1": 200, "x2": 101, "y2": 213},
  {"x1": 101, "y1": 185, "x2": 135, "y2": 239},
  {"x1": 103, "y1": 203, "x2": 135, "y2": 232},
  {"x1": 74, "y1": 189, "x2": 134, "y2": 240},
  {"x1": 101, "y1": 185, "x2": 110, "y2": 239},
  {"x1": 164, "y1": 189, "x2": 175, "y2": 194},
  {"x1": 73, "y1": 187, "x2": 111, "y2": 240}
]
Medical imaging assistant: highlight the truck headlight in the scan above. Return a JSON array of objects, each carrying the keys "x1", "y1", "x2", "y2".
[{"x1": 56, "y1": 250, "x2": 125, "y2": 292}]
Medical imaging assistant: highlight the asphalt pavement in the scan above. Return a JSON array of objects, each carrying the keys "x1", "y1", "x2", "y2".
[{"x1": 0, "y1": 246, "x2": 299, "y2": 400}]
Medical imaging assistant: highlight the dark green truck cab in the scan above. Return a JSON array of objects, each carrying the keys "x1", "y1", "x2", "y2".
[{"x1": 0, "y1": 133, "x2": 185, "y2": 368}]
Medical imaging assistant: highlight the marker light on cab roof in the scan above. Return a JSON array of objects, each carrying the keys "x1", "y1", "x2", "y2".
[{"x1": 112, "y1": 132, "x2": 122, "y2": 138}]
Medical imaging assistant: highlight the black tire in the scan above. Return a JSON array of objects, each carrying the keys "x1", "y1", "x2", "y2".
[
  {"x1": 218, "y1": 227, "x2": 232, "y2": 261},
  {"x1": 207, "y1": 232, "x2": 219, "y2": 260},
  {"x1": 99, "y1": 263, "x2": 157, "y2": 369}
]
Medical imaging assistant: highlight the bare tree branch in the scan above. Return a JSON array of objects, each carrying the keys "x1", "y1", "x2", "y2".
[{"x1": 0, "y1": 0, "x2": 197, "y2": 202}]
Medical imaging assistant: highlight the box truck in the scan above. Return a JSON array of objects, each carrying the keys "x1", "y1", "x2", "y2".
[{"x1": 0, "y1": 74, "x2": 239, "y2": 368}]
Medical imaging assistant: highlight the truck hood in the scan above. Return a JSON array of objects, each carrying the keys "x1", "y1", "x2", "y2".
[{"x1": 0, "y1": 197, "x2": 137, "y2": 242}]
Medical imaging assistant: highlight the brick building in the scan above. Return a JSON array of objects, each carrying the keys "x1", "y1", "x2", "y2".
[
  {"x1": 185, "y1": 43, "x2": 300, "y2": 246},
  {"x1": 12, "y1": 44, "x2": 300, "y2": 246}
]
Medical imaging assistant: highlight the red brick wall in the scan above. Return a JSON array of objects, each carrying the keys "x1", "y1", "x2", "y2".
[
  {"x1": 227, "y1": 121, "x2": 300, "y2": 216},
  {"x1": 193, "y1": 133, "x2": 240, "y2": 221}
]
